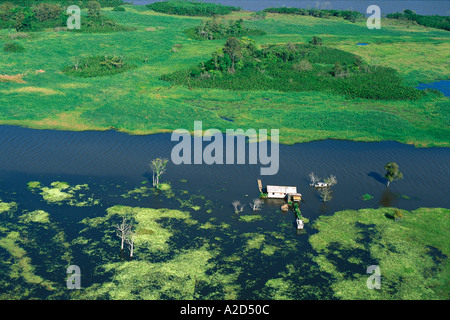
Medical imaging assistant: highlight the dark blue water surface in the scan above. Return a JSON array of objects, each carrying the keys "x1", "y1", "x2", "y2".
[{"x1": 1, "y1": 125, "x2": 449, "y2": 216}]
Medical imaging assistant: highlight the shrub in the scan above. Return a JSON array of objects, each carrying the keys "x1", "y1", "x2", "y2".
[
  {"x1": 3, "y1": 41, "x2": 25, "y2": 52},
  {"x1": 293, "y1": 60, "x2": 312, "y2": 72},
  {"x1": 112, "y1": 6, "x2": 126, "y2": 12},
  {"x1": 33, "y1": 2, "x2": 62, "y2": 22},
  {"x1": 310, "y1": 36, "x2": 323, "y2": 46},
  {"x1": 62, "y1": 54, "x2": 137, "y2": 78},
  {"x1": 87, "y1": 1, "x2": 102, "y2": 19}
]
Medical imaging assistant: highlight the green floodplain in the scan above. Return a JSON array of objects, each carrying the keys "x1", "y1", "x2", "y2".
[
  {"x1": 0, "y1": 1, "x2": 449, "y2": 146},
  {"x1": 0, "y1": 1, "x2": 449, "y2": 300}
]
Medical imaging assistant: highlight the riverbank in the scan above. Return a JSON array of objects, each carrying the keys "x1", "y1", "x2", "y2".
[{"x1": 0, "y1": 5, "x2": 449, "y2": 147}]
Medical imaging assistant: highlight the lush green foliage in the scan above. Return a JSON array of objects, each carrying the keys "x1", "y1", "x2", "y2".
[
  {"x1": 3, "y1": 41, "x2": 25, "y2": 52},
  {"x1": 184, "y1": 17, "x2": 265, "y2": 40},
  {"x1": 263, "y1": 7, "x2": 363, "y2": 23},
  {"x1": 387, "y1": 9, "x2": 450, "y2": 31},
  {"x1": 0, "y1": 0, "x2": 126, "y2": 8},
  {"x1": 163, "y1": 38, "x2": 427, "y2": 100},
  {"x1": 146, "y1": 0, "x2": 240, "y2": 17},
  {"x1": 0, "y1": 1, "x2": 132, "y2": 32},
  {"x1": 112, "y1": 6, "x2": 125, "y2": 12},
  {"x1": 62, "y1": 54, "x2": 136, "y2": 78},
  {"x1": 0, "y1": 5, "x2": 448, "y2": 147}
]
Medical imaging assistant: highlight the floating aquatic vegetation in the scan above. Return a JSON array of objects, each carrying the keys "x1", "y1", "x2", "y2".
[
  {"x1": 238, "y1": 215, "x2": 263, "y2": 222},
  {"x1": 75, "y1": 245, "x2": 217, "y2": 300},
  {"x1": 309, "y1": 207, "x2": 450, "y2": 299},
  {"x1": 0, "y1": 201, "x2": 17, "y2": 214},
  {"x1": 121, "y1": 186, "x2": 151, "y2": 199},
  {"x1": 360, "y1": 193, "x2": 374, "y2": 201},
  {"x1": 19, "y1": 210, "x2": 50, "y2": 224},
  {"x1": 0, "y1": 231, "x2": 56, "y2": 292},
  {"x1": 27, "y1": 181, "x2": 99, "y2": 207}
]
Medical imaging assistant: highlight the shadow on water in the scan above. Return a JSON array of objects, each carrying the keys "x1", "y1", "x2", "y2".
[{"x1": 368, "y1": 171, "x2": 388, "y2": 185}]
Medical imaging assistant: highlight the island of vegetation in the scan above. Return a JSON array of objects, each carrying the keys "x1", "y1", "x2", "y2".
[{"x1": 0, "y1": 0, "x2": 448, "y2": 147}]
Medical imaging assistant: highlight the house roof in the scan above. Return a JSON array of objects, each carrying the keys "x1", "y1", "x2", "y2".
[{"x1": 266, "y1": 185, "x2": 297, "y2": 193}]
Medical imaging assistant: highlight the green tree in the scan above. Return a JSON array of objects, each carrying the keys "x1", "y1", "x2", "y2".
[
  {"x1": 222, "y1": 37, "x2": 243, "y2": 73},
  {"x1": 310, "y1": 36, "x2": 323, "y2": 46},
  {"x1": 33, "y1": 2, "x2": 62, "y2": 22},
  {"x1": 384, "y1": 162, "x2": 403, "y2": 187},
  {"x1": 87, "y1": 1, "x2": 101, "y2": 19},
  {"x1": 150, "y1": 158, "x2": 168, "y2": 188},
  {"x1": 13, "y1": 6, "x2": 35, "y2": 31}
]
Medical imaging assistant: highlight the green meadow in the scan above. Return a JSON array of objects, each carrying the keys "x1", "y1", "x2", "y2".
[{"x1": 0, "y1": 5, "x2": 449, "y2": 146}]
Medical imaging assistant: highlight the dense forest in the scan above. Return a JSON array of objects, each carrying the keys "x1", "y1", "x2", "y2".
[
  {"x1": 386, "y1": 9, "x2": 450, "y2": 31},
  {"x1": 163, "y1": 37, "x2": 432, "y2": 101},
  {"x1": 263, "y1": 7, "x2": 364, "y2": 23}
]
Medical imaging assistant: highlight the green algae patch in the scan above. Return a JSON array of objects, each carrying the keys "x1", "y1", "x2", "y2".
[
  {"x1": 28, "y1": 181, "x2": 99, "y2": 207},
  {"x1": 103, "y1": 205, "x2": 192, "y2": 252},
  {"x1": 19, "y1": 210, "x2": 50, "y2": 224},
  {"x1": 0, "y1": 201, "x2": 17, "y2": 214},
  {"x1": 0, "y1": 231, "x2": 56, "y2": 291},
  {"x1": 121, "y1": 186, "x2": 151, "y2": 199},
  {"x1": 77, "y1": 245, "x2": 216, "y2": 300},
  {"x1": 239, "y1": 215, "x2": 263, "y2": 222},
  {"x1": 309, "y1": 207, "x2": 450, "y2": 300}
]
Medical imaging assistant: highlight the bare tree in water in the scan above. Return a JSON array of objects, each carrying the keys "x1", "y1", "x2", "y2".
[
  {"x1": 249, "y1": 198, "x2": 263, "y2": 211},
  {"x1": 115, "y1": 216, "x2": 132, "y2": 251}
]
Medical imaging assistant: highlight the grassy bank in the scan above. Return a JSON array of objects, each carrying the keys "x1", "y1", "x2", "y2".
[{"x1": 0, "y1": 4, "x2": 449, "y2": 146}]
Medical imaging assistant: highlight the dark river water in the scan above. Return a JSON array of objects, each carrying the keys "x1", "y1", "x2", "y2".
[
  {"x1": 0, "y1": 124, "x2": 449, "y2": 299},
  {"x1": 133, "y1": 0, "x2": 450, "y2": 16},
  {"x1": 1, "y1": 125, "x2": 449, "y2": 217}
]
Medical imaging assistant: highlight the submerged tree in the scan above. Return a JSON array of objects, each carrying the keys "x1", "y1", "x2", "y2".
[
  {"x1": 115, "y1": 216, "x2": 132, "y2": 251},
  {"x1": 384, "y1": 162, "x2": 403, "y2": 187},
  {"x1": 309, "y1": 172, "x2": 319, "y2": 186},
  {"x1": 249, "y1": 198, "x2": 263, "y2": 211},
  {"x1": 324, "y1": 175, "x2": 338, "y2": 188},
  {"x1": 319, "y1": 187, "x2": 333, "y2": 202},
  {"x1": 150, "y1": 158, "x2": 168, "y2": 188},
  {"x1": 232, "y1": 200, "x2": 245, "y2": 213}
]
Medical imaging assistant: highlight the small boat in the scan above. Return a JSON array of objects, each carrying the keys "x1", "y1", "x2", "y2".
[
  {"x1": 314, "y1": 182, "x2": 328, "y2": 188},
  {"x1": 296, "y1": 219, "x2": 304, "y2": 230}
]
